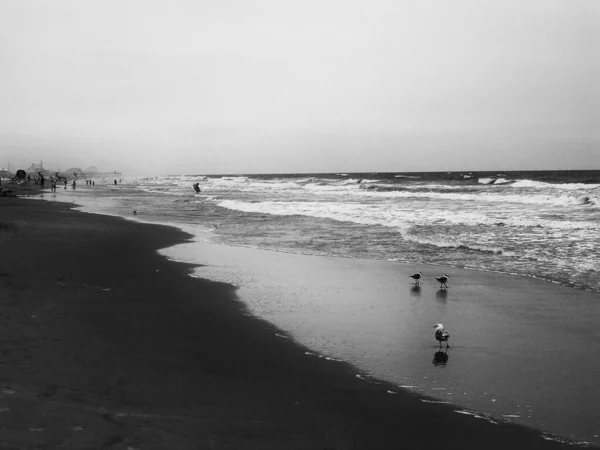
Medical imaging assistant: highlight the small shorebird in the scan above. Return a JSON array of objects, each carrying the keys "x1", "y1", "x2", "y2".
[
  {"x1": 434, "y1": 274, "x2": 449, "y2": 289},
  {"x1": 409, "y1": 271, "x2": 423, "y2": 285},
  {"x1": 433, "y1": 324, "x2": 450, "y2": 348}
]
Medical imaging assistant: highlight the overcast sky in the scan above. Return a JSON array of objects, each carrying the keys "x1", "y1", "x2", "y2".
[{"x1": 1, "y1": 0, "x2": 599, "y2": 175}]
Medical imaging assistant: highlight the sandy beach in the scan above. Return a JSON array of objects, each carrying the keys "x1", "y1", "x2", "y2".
[
  {"x1": 1, "y1": 193, "x2": 591, "y2": 449},
  {"x1": 2, "y1": 0, "x2": 598, "y2": 445}
]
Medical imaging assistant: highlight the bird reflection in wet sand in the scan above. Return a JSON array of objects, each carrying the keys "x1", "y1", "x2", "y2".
[
  {"x1": 410, "y1": 285, "x2": 421, "y2": 297},
  {"x1": 436, "y1": 289, "x2": 448, "y2": 302},
  {"x1": 433, "y1": 348, "x2": 449, "y2": 366}
]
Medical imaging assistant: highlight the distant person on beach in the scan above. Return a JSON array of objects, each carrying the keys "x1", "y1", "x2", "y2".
[
  {"x1": 193, "y1": 183, "x2": 200, "y2": 193},
  {"x1": 114, "y1": 179, "x2": 117, "y2": 185},
  {"x1": 51, "y1": 178, "x2": 57, "y2": 192},
  {"x1": 92, "y1": 181, "x2": 95, "y2": 186},
  {"x1": 64, "y1": 179, "x2": 68, "y2": 189},
  {"x1": 72, "y1": 180, "x2": 76, "y2": 190}
]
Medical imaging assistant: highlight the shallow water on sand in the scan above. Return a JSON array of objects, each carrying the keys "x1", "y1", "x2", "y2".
[{"x1": 160, "y1": 236, "x2": 600, "y2": 446}]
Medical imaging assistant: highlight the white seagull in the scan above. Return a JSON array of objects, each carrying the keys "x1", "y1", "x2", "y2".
[
  {"x1": 434, "y1": 274, "x2": 449, "y2": 289},
  {"x1": 409, "y1": 271, "x2": 423, "y2": 285},
  {"x1": 433, "y1": 324, "x2": 450, "y2": 348}
]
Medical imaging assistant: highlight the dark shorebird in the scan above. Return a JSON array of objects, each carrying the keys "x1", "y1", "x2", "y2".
[
  {"x1": 433, "y1": 324, "x2": 450, "y2": 348},
  {"x1": 409, "y1": 271, "x2": 423, "y2": 285},
  {"x1": 434, "y1": 274, "x2": 449, "y2": 289}
]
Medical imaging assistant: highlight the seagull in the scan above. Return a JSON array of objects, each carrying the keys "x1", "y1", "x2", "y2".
[
  {"x1": 409, "y1": 271, "x2": 423, "y2": 285},
  {"x1": 434, "y1": 274, "x2": 449, "y2": 289},
  {"x1": 433, "y1": 324, "x2": 450, "y2": 348}
]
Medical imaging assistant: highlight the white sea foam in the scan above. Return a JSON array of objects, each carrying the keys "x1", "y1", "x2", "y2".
[
  {"x1": 220, "y1": 176, "x2": 249, "y2": 181},
  {"x1": 215, "y1": 199, "x2": 599, "y2": 232},
  {"x1": 238, "y1": 181, "x2": 301, "y2": 190},
  {"x1": 455, "y1": 410, "x2": 498, "y2": 424},
  {"x1": 359, "y1": 179, "x2": 381, "y2": 183},
  {"x1": 357, "y1": 188, "x2": 598, "y2": 208},
  {"x1": 303, "y1": 183, "x2": 357, "y2": 192},
  {"x1": 511, "y1": 179, "x2": 600, "y2": 190}
]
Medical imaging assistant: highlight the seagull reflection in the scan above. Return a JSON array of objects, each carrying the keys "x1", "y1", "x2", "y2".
[
  {"x1": 435, "y1": 289, "x2": 448, "y2": 302},
  {"x1": 433, "y1": 348, "x2": 449, "y2": 366},
  {"x1": 410, "y1": 285, "x2": 422, "y2": 297}
]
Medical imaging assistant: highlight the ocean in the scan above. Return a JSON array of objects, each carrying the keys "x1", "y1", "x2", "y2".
[
  {"x1": 37, "y1": 170, "x2": 600, "y2": 445},
  {"x1": 115, "y1": 170, "x2": 599, "y2": 293}
]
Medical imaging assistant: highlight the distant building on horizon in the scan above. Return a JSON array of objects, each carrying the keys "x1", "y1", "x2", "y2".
[{"x1": 26, "y1": 162, "x2": 52, "y2": 176}]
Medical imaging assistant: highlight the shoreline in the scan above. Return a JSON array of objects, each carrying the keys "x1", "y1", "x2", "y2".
[
  {"x1": 21, "y1": 195, "x2": 600, "y2": 296},
  {"x1": 163, "y1": 224, "x2": 600, "y2": 445},
  {"x1": 0, "y1": 195, "x2": 592, "y2": 448},
  {"x1": 31, "y1": 181, "x2": 600, "y2": 296}
]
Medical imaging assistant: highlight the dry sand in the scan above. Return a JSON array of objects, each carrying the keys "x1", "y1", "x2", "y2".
[{"x1": 0, "y1": 195, "x2": 585, "y2": 449}]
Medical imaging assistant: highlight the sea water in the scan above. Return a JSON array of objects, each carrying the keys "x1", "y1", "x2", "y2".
[
  {"x1": 37, "y1": 170, "x2": 600, "y2": 445},
  {"x1": 126, "y1": 170, "x2": 600, "y2": 293}
]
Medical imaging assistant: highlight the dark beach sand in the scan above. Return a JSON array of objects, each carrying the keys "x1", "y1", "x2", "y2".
[{"x1": 0, "y1": 195, "x2": 584, "y2": 449}]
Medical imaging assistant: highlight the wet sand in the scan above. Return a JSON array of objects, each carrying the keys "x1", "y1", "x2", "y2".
[
  {"x1": 163, "y1": 231, "x2": 600, "y2": 445},
  {"x1": 0, "y1": 195, "x2": 590, "y2": 448}
]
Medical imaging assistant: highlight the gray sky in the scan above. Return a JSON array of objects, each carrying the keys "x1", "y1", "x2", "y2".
[{"x1": 1, "y1": 0, "x2": 599, "y2": 175}]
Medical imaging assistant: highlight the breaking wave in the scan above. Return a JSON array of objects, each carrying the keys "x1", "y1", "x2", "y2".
[
  {"x1": 125, "y1": 170, "x2": 600, "y2": 293},
  {"x1": 357, "y1": 184, "x2": 598, "y2": 207},
  {"x1": 215, "y1": 199, "x2": 599, "y2": 231},
  {"x1": 511, "y1": 179, "x2": 600, "y2": 190}
]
